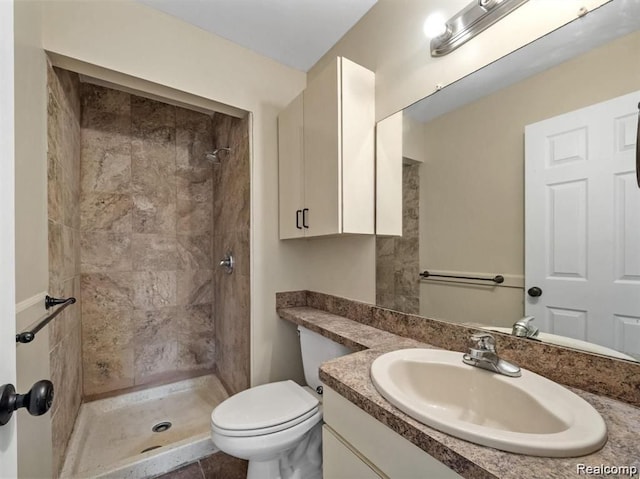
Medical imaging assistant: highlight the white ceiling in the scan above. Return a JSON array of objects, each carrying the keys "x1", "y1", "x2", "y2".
[{"x1": 136, "y1": 0, "x2": 378, "y2": 72}]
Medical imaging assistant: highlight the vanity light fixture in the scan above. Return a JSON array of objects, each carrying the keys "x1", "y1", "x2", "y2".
[{"x1": 430, "y1": 0, "x2": 530, "y2": 57}]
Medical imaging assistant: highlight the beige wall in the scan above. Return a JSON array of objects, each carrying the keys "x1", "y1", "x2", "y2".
[
  {"x1": 15, "y1": 0, "x2": 47, "y2": 304},
  {"x1": 417, "y1": 30, "x2": 640, "y2": 326}
]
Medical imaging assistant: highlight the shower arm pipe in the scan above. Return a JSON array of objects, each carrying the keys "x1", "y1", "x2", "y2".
[{"x1": 16, "y1": 296, "x2": 76, "y2": 344}]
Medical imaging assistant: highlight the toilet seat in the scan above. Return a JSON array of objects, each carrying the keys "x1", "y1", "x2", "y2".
[{"x1": 211, "y1": 380, "x2": 319, "y2": 438}]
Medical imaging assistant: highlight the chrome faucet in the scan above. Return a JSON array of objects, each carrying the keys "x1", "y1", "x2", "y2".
[
  {"x1": 462, "y1": 333, "x2": 521, "y2": 377},
  {"x1": 512, "y1": 316, "x2": 539, "y2": 339}
]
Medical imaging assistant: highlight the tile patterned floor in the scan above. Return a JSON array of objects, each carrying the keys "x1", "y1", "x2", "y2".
[{"x1": 155, "y1": 452, "x2": 248, "y2": 479}]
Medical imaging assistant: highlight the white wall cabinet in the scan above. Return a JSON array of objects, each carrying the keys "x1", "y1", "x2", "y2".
[
  {"x1": 323, "y1": 386, "x2": 464, "y2": 479},
  {"x1": 278, "y1": 57, "x2": 375, "y2": 239}
]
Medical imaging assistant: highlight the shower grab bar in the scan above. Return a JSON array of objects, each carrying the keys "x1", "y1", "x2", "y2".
[
  {"x1": 419, "y1": 270, "x2": 504, "y2": 284},
  {"x1": 16, "y1": 296, "x2": 76, "y2": 344}
]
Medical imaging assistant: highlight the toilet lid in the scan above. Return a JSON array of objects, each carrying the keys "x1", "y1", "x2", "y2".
[{"x1": 211, "y1": 380, "x2": 319, "y2": 433}]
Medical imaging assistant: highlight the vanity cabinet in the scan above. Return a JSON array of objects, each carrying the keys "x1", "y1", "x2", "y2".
[
  {"x1": 323, "y1": 386, "x2": 463, "y2": 479},
  {"x1": 278, "y1": 57, "x2": 375, "y2": 239}
]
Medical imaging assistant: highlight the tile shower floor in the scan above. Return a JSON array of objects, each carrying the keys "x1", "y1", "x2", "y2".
[{"x1": 60, "y1": 375, "x2": 229, "y2": 479}]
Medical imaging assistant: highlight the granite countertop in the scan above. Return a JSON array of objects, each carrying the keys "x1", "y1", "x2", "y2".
[{"x1": 278, "y1": 306, "x2": 640, "y2": 479}]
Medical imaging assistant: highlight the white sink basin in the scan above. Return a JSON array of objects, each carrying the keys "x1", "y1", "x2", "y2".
[{"x1": 370, "y1": 349, "x2": 607, "y2": 457}]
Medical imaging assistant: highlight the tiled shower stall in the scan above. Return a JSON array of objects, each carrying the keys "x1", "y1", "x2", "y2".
[{"x1": 47, "y1": 63, "x2": 250, "y2": 477}]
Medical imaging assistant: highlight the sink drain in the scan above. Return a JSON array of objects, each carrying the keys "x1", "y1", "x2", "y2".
[
  {"x1": 152, "y1": 421, "x2": 172, "y2": 433},
  {"x1": 140, "y1": 445, "x2": 162, "y2": 454}
]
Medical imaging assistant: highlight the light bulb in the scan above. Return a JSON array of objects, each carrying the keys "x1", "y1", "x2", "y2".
[{"x1": 423, "y1": 13, "x2": 448, "y2": 39}]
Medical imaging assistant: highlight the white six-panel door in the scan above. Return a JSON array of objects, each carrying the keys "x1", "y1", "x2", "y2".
[{"x1": 525, "y1": 90, "x2": 640, "y2": 358}]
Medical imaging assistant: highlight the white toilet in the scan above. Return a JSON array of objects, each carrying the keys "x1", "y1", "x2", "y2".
[{"x1": 210, "y1": 325, "x2": 351, "y2": 479}]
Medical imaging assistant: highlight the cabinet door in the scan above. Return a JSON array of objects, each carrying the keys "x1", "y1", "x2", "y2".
[
  {"x1": 323, "y1": 426, "x2": 384, "y2": 479},
  {"x1": 278, "y1": 93, "x2": 305, "y2": 239},
  {"x1": 304, "y1": 57, "x2": 341, "y2": 237},
  {"x1": 341, "y1": 57, "x2": 375, "y2": 235},
  {"x1": 324, "y1": 387, "x2": 464, "y2": 479}
]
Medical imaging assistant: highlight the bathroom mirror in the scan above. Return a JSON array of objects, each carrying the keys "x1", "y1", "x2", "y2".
[{"x1": 375, "y1": 0, "x2": 640, "y2": 362}]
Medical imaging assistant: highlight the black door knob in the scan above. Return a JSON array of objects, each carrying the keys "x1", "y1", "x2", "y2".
[
  {"x1": 527, "y1": 286, "x2": 543, "y2": 297},
  {"x1": 0, "y1": 380, "x2": 54, "y2": 426}
]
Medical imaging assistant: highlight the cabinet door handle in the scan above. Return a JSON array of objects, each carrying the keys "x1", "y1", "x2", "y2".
[
  {"x1": 296, "y1": 210, "x2": 302, "y2": 229},
  {"x1": 302, "y1": 208, "x2": 309, "y2": 229}
]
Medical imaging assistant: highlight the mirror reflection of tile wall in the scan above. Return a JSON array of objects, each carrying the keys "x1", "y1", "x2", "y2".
[{"x1": 376, "y1": 163, "x2": 420, "y2": 314}]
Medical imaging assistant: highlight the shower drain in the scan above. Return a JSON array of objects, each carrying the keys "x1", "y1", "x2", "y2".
[{"x1": 152, "y1": 421, "x2": 172, "y2": 433}]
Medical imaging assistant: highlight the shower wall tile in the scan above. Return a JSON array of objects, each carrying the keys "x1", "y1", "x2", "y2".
[
  {"x1": 81, "y1": 232, "x2": 132, "y2": 273},
  {"x1": 80, "y1": 84, "x2": 220, "y2": 396},
  {"x1": 131, "y1": 141, "x2": 176, "y2": 194},
  {"x1": 48, "y1": 156, "x2": 63, "y2": 225},
  {"x1": 177, "y1": 172, "x2": 214, "y2": 203},
  {"x1": 177, "y1": 195, "x2": 214, "y2": 234},
  {"x1": 47, "y1": 64, "x2": 83, "y2": 477},
  {"x1": 132, "y1": 191, "x2": 177, "y2": 235},
  {"x1": 176, "y1": 107, "x2": 213, "y2": 171},
  {"x1": 182, "y1": 303, "x2": 215, "y2": 337},
  {"x1": 131, "y1": 96, "x2": 176, "y2": 138},
  {"x1": 176, "y1": 270, "x2": 214, "y2": 306},
  {"x1": 62, "y1": 224, "x2": 80, "y2": 278},
  {"x1": 81, "y1": 272, "x2": 134, "y2": 312},
  {"x1": 82, "y1": 308, "x2": 133, "y2": 353},
  {"x1": 134, "y1": 341, "x2": 179, "y2": 384},
  {"x1": 80, "y1": 84, "x2": 131, "y2": 195},
  {"x1": 49, "y1": 276, "x2": 81, "y2": 348},
  {"x1": 177, "y1": 235, "x2": 212, "y2": 270},
  {"x1": 80, "y1": 127, "x2": 132, "y2": 194},
  {"x1": 81, "y1": 193, "x2": 133, "y2": 232},
  {"x1": 50, "y1": 325, "x2": 82, "y2": 419},
  {"x1": 131, "y1": 271, "x2": 177, "y2": 310},
  {"x1": 83, "y1": 348, "x2": 135, "y2": 395},
  {"x1": 48, "y1": 220, "x2": 63, "y2": 287},
  {"x1": 177, "y1": 337, "x2": 216, "y2": 371},
  {"x1": 212, "y1": 114, "x2": 251, "y2": 395},
  {"x1": 81, "y1": 82, "x2": 130, "y2": 116},
  {"x1": 132, "y1": 234, "x2": 178, "y2": 271},
  {"x1": 133, "y1": 307, "x2": 179, "y2": 344}
]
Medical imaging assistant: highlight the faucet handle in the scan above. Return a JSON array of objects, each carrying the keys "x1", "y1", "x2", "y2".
[
  {"x1": 520, "y1": 316, "x2": 535, "y2": 326},
  {"x1": 470, "y1": 333, "x2": 496, "y2": 352},
  {"x1": 512, "y1": 316, "x2": 539, "y2": 338}
]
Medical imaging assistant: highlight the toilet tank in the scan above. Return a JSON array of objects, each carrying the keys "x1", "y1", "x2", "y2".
[{"x1": 298, "y1": 325, "x2": 352, "y2": 393}]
